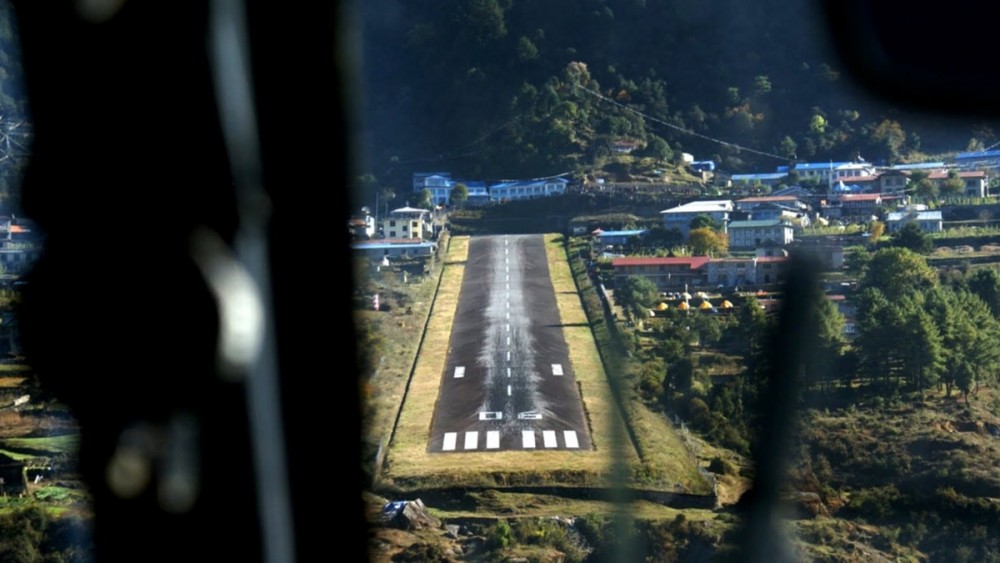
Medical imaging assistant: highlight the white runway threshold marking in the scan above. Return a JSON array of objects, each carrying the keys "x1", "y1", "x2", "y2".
[
  {"x1": 454, "y1": 366, "x2": 465, "y2": 379},
  {"x1": 522, "y1": 431, "x2": 536, "y2": 448},
  {"x1": 551, "y1": 364, "x2": 563, "y2": 376},
  {"x1": 486, "y1": 431, "x2": 500, "y2": 449},
  {"x1": 543, "y1": 431, "x2": 557, "y2": 448},
  {"x1": 564, "y1": 431, "x2": 579, "y2": 449},
  {"x1": 442, "y1": 432, "x2": 457, "y2": 451},
  {"x1": 464, "y1": 432, "x2": 478, "y2": 450}
]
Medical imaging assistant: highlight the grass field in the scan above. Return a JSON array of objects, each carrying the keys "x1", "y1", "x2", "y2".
[
  {"x1": 0, "y1": 377, "x2": 26, "y2": 388},
  {"x1": 3, "y1": 434, "x2": 79, "y2": 455},
  {"x1": 359, "y1": 257, "x2": 442, "y2": 447},
  {"x1": 423, "y1": 490, "x2": 719, "y2": 522}
]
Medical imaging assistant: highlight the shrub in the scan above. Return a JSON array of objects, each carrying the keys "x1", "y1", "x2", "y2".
[
  {"x1": 708, "y1": 456, "x2": 738, "y2": 476},
  {"x1": 487, "y1": 519, "x2": 513, "y2": 551}
]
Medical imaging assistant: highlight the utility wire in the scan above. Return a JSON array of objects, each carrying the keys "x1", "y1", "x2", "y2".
[{"x1": 574, "y1": 83, "x2": 788, "y2": 161}]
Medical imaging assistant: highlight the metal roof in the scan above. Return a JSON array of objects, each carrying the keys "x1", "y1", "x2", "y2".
[
  {"x1": 728, "y1": 220, "x2": 790, "y2": 229},
  {"x1": 596, "y1": 229, "x2": 647, "y2": 238},
  {"x1": 660, "y1": 200, "x2": 733, "y2": 214}
]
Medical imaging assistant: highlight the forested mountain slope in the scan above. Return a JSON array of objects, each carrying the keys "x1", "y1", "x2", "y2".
[{"x1": 360, "y1": 0, "x2": 995, "y2": 188}]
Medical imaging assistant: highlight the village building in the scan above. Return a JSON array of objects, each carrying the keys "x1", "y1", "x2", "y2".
[
  {"x1": 660, "y1": 200, "x2": 733, "y2": 238},
  {"x1": 382, "y1": 206, "x2": 433, "y2": 240},
  {"x1": 727, "y1": 220, "x2": 794, "y2": 250},
  {"x1": 885, "y1": 210, "x2": 943, "y2": 233}
]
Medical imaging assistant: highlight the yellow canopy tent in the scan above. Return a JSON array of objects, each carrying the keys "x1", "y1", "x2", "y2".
[
  {"x1": 656, "y1": 302, "x2": 669, "y2": 311},
  {"x1": 699, "y1": 301, "x2": 713, "y2": 310},
  {"x1": 677, "y1": 301, "x2": 690, "y2": 310}
]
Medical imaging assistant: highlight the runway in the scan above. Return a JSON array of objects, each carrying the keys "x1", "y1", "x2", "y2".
[{"x1": 428, "y1": 234, "x2": 592, "y2": 452}]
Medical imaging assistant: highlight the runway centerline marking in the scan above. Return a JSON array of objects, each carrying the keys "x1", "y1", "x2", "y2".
[
  {"x1": 486, "y1": 431, "x2": 500, "y2": 449},
  {"x1": 507, "y1": 385, "x2": 511, "y2": 396},
  {"x1": 564, "y1": 431, "x2": 580, "y2": 449},
  {"x1": 506, "y1": 336, "x2": 510, "y2": 346},
  {"x1": 507, "y1": 368, "x2": 511, "y2": 377},
  {"x1": 552, "y1": 364, "x2": 563, "y2": 376},
  {"x1": 542, "y1": 431, "x2": 557, "y2": 448},
  {"x1": 455, "y1": 366, "x2": 466, "y2": 379},
  {"x1": 442, "y1": 433, "x2": 457, "y2": 451},
  {"x1": 522, "y1": 431, "x2": 536, "y2": 448},
  {"x1": 506, "y1": 351, "x2": 511, "y2": 362},
  {"x1": 464, "y1": 432, "x2": 479, "y2": 450}
]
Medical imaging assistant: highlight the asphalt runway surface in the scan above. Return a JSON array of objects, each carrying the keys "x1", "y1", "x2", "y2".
[{"x1": 428, "y1": 234, "x2": 593, "y2": 453}]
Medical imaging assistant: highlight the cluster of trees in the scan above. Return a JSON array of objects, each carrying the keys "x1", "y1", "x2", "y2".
[
  {"x1": 854, "y1": 249, "x2": 1000, "y2": 402},
  {"x1": 688, "y1": 214, "x2": 729, "y2": 256},
  {"x1": 615, "y1": 247, "x2": 1000, "y2": 462}
]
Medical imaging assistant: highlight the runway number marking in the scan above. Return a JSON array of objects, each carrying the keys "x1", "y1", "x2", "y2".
[
  {"x1": 564, "y1": 431, "x2": 579, "y2": 449},
  {"x1": 486, "y1": 431, "x2": 500, "y2": 449},
  {"x1": 442, "y1": 432, "x2": 457, "y2": 451},
  {"x1": 454, "y1": 366, "x2": 465, "y2": 379},
  {"x1": 464, "y1": 432, "x2": 479, "y2": 450},
  {"x1": 479, "y1": 411, "x2": 503, "y2": 421},
  {"x1": 551, "y1": 364, "x2": 563, "y2": 376},
  {"x1": 522, "y1": 431, "x2": 536, "y2": 448},
  {"x1": 542, "y1": 431, "x2": 557, "y2": 448}
]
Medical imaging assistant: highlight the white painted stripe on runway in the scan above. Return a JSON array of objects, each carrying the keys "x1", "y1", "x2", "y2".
[
  {"x1": 507, "y1": 385, "x2": 511, "y2": 396},
  {"x1": 455, "y1": 366, "x2": 466, "y2": 378},
  {"x1": 506, "y1": 312, "x2": 510, "y2": 320},
  {"x1": 506, "y1": 323, "x2": 510, "y2": 331},
  {"x1": 543, "y1": 431, "x2": 557, "y2": 448},
  {"x1": 552, "y1": 364, "x2": 563, "y2": 376},
  {"x1": 522, "y1": 431, "x2": 536, "y2": 448},
  {"x1": 507, "y1": 351, "x2": 511, "y2": 362},
  {"x1": 506, "y1": 274, "x2": 509, "y2": 282},
  {"x1": 486, "y1": 431, "x2": 500, "y2": 449},
  {"x1": 442, "y1": 432, "x2": 457, "y2": 451},
  {"x1": 479, "y1": 411, "x2": 503, "y2": 421},
  {"x1": 507, "y1": 367, "x2": 511, "y2": 377},
  {"x1": 564, "y1": 431, "x2": 579, "y2": 449},
  {"x1": 464, "y1": 432, "x2": 478, "y2": 450},
  {"x1": 506, "y1": 283, "x2": 509, "y2": 291},
  {"x1": 506, "y1": 337, "x2": 510, "y2": 346}
]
